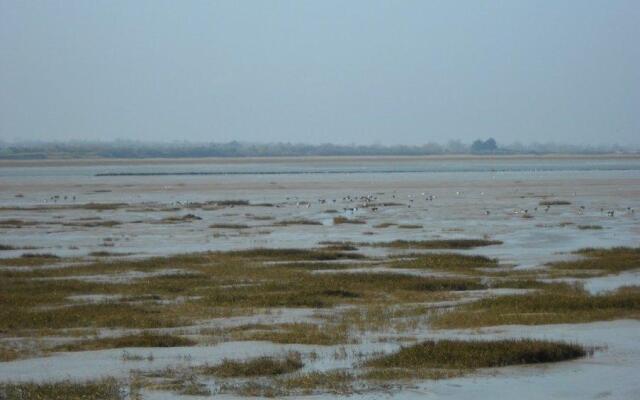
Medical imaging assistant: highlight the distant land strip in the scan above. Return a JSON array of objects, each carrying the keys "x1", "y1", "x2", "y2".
[{"x1": 96, "y1": 165, "x2": 640, "y2": 176}]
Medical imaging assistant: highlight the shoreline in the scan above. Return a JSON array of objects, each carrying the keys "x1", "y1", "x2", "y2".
[{"x1": 1, "y1": 153, "x2": 639, "y2": 168}]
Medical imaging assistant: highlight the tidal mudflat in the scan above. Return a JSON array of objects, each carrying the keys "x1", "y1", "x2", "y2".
[{"x1": 0, "y1": 156, "x2": 639, "y2": 399}]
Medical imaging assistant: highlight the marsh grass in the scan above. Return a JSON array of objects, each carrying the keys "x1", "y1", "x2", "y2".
[
  {"x1": 202, "y1": 352, "x2": 303, "y2": 377},
  {"x1": 160, "y1": 214, "x2": 202, "y2": 223},
  {"x1": 63, "y1": 220, "x2": 122, "y2": 228},
  {"x1": 55, "y1": 332, "x2": 195, "y2": 352},
  {"x1": 365, "y1": 339, "x2": 586, "y2": 370},
  {"x1": 318, "y1": 242, "x2": 359, "y2": 251},
  {"x1": 249, "y1": 215, "x2": 275, "y2": 221},
  {"x1": 21, "y1": 253, "x2": 59, "y2": 259},
  {"x1": 489, "y1": 279, "x2": 571, "y2": 290},
  {"x1": 577, "y1": 225, "x2": 603, "y2": 230},
  {"x1": 0, "y1": 247, "x2": 487, "y2": 338},
  {"x1": 81, "y1": 203, "x2": 129, "y2": 210},
  {"x1": 0, "y1": 378, "x2": 124, "y2": 400},
  {"x1": 226, "y1": 248, "x2": 365, "y2": 261},
  {"x1": 0, "y1": 253, "x2": 487, "y2": 335},
  {"x1": 276, "y1": 261, "x2": 361, "y2": 271},
  {"x1": 0, "y1": 219, "x2": 37, "y2": 228},
  {"x1": 363, "y1": 367, "x2": 463, "y2": 381},
  {"x1": 539, "y1": 200, "x2": 572, "y2": 206},
  {"x1": 0, "y1": 345, "x2": 20, "y2": 362},
  {"x1": 0, "y1": 243, "x2": 633, "y2": 397},
  {"x1": 237, "y1": 272, "x2": 487, "y2": 309},
  {"x1": 0, "y1": 254, "x2": 63, "y2": 267},
  {"x1": 0, "y1": 300, "x2": 181, "y2": 332},
  {"x1": 373, "y1": 222, "x2": 396, "y2": 228},
  {"x1": 89, "y1": 251, "x2": 129, "y2": 257},
  {"x1": 213, "y1": 200, "x2": 250, "y2": 206},
  {"x1": 209, "y1": 223, "x2": 249, "y2": 229},
  {"x1": 236, "y1": 323, "x2": 350, "y2": 345},
  {"x1": 550, "y1": 247, "x2": 640, "y2": 275},
  {"x1": 279, "y1": 370, "x2": 353, "y2": 395},
  {"x1": 275, "y1": 219, "x2": 322, "y2": 226},
  {"x1": 220, "y1": 382, "x2": 284, "y2": 397},
  {"x1": 136, "y1": 368, "x2": 210, "y2": 396},
  {"x1": 433, "y1": 286, "x2": 640, "y2": 328},
  {"x1": 330, "y1": 303, "x2": 448, "y2": 333},
  {"x1": 366, "y1": 239, "x2": 502, "y2": 249},
  {"x1": 333, "y1": 216, "x2": 366, "y2": 225},
  {"x1": 218, "y1": 370, "x2": 354, "y2": 397},
  {"x1": 390, "y1": 253, "x2": 498, "y2": 273}
]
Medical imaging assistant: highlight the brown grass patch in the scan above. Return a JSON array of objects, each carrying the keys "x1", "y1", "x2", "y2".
[
  {"x1": 367, "y1": 239, "x2": 502, "y2": 249},
  {"x1": 433, "y1": 286, "x2": 640, "y2": 328},
  {"x1": 0, "y1": 378, "x2": 124, "y2": 400},
  {"x1": 202, "y1": 352, "x2": 303, "y2": 377},
  {"x1": 56, "y1": 332, "x2": 196, "y2": 352},
  {"x1": 365, "y1": 339, "x2": 586, "y2": 370}
]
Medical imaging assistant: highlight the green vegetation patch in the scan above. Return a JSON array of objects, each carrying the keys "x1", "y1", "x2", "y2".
[
  {"x1": 365, "y1": 339, "x2": 586, "y2": 370},
  {"x1": 0, "y1": 378, "x2": 124, "y2": 400},
  {"x1": 577, "y1": 225, "x2": 603, "y2": 230},
  {"x1": 218, "y1": 370, "x2": 353, "y2": 397},
  {"x1": 236, "y1": 323, "x2": 349, "y2": 345},
  {"x1": 225, "y1": 248, "x2": 365, "y2": 261},
  {"x1": 1, "y1": 302, "x2": 180, "y2": 331},
  {"x1": 279, "y1": 370, "x2": 353, "y2": 395},
  {"x1": 373, "y1": 222, "x2": 396, "y2": 228},
  {"x1": 391, "y1": 253, "x2": 498, "y2": 273},
  {"x1": 0, "y1": 345, "x2": 21, "y2": 362},
  {"x1": 368, "y1": 239, "x2": 502, "y2": 249},
  {"x1": 0, "y1": 219, "x2": 38, "y2": 228},
  {"x1": 433, "y1": 286, "x2": 640, "y2": 328},
  {"x1": 210, "y1": 223, "x2": 249, "y2": 229},
  {"x1": 550, "y1": 247, "x2": 640, "y2": 275},
  {"x1": 318, "y1": 241, "x2": 359, "y2": 251},
  {"x1": 275, "y1": 219, "x2": 322, "y2": 226},
  {"x1": 539, "y1": 200, "x2": 572, "y2": 206},
  {"x1": 333, "y1": 216, "x2": 366, "y2": 225},
  {"x1": 56, "y1": 332, "x2": 196, "y2": 352},
  {"x1": 203, "y1": 352, "x2": 303, "y2": 377},
  {"x1": 397, "y1": 224, "x2": 423, "y2": 229}
]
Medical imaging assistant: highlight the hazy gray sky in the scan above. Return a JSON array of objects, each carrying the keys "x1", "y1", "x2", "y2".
[{"x1": 1, "y1": 1, "x2": 638, "y2": 145}]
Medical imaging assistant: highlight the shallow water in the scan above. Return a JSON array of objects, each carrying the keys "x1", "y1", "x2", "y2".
[
  {"x1": 1, "y1": 156, "x2": 638, "y2": 269},
  {"x1": 1, "y1": 156, "x2": 639, "y2": 399}
]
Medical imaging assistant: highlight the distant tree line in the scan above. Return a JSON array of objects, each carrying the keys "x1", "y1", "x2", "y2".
[{"x1": 0, "y1": 139, "x2": 634, "y2": 160}]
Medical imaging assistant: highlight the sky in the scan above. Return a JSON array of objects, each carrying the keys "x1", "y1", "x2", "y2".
[{"x1": 1, "y1": 1, "x2": 639, "y2": 146}]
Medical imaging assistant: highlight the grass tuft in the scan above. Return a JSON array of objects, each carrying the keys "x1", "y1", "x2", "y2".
[
  {"x1": 275, "y1": 219, "x2": 322, "y2": 226},
  {"x1": 577, "y1": 225, "x2": 603, "y2": 230},
  {"x1": 279, "y1": 370, "x2": 353, "y2": 395},
  {"x1": 333, "y1": 216, "x2": 366, "y2": 225},
  {"x1": 365, "y1": 339, "x2": 587, "y2": 370},
  {"x1": 210, "y1": 223, "x2": 249, "y2": 229},
  {"x1": 368, "y1": 239, "x2": 502, "y2": 249},
  {"x1": 239, "y1": 323, "x2": 349, "y2": 345},
  {"x1": 55, "y1": 332, "x2": 196, "y2": 352},
  {"x1": 0, "y1": 378, "x2": 124, "y2": 400},
  {"x1": 203, "y1": 352, "x2": 303, "y2": 377},
  {"x1": 539, "y1": 200, "x2": 572, "y2": 206},
  {"x1": 391, "y1": 253, "x2": 498, "y2": 272},
  {"x1": 397, "y1": 224, "x2": 423, "y2": 229},
  {"x1": 433, "y1": 286, "x2": 640, "y2": 328},
  {"x1": 551, "y1": 247, "x2": 640, "y2": 274}
]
